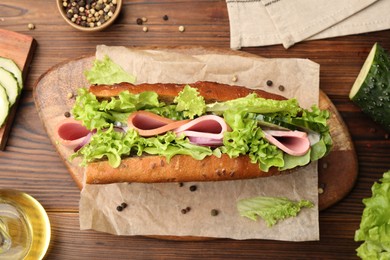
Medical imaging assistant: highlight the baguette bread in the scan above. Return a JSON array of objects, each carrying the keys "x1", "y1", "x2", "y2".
[{"x1": 84, "y1": 81, "x2": 290, "y2": 184}]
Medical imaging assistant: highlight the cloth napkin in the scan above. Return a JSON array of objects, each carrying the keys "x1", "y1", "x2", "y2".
[{"x1": 227, "y1": 0, "x2": 390, "y2": 49}]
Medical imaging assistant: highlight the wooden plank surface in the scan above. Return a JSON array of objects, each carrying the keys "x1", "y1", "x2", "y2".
[
  {"x1": 0, "y1": 0, "x2": 390, "y2": 259},
  {"x1": 0, "y1": 29, "x2": 36, "y2": 149}
]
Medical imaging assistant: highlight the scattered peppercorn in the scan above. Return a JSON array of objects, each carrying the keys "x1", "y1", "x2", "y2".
[
  {"x1": 266, "y1": 80, "x2": 273, "y2": 86},
  {"x1": 278, "y1": 85, "x2": 285, "y2": 91},
  {"x1": 181, "y1": 208, "x2": 187, "y2": 214},
  {"x1": 121, "y1": 202, "x2": 127, "y2": 209},
  {"x1": 179, "y1": 182, "x2": 184, "y2": 187},
  {"x1": 61, "y1": 0, "x2": 118, "y2": 28},
  {"x1": 136, "y1": 18, "x2": 143, "y2": 25},
  {"x1": 210, "y1": 209, "x2": 219, "y2": 216},
  {"x1": 162, "y1": 15, "x2": 169, "y2": 21},
  {"x1": 322, "y1": 162, "x2": 328, "y2": 169},
  {"x1": 27, "y1": 23, "x2": 35, "y2": 30},
  {"x1": 116, "y1": 205, "x2": 123, "y2": 211},
  {"x1": 189, "y1": 185, "x2": 197, "y2": 192},
  {"x1": 186, "y1": 207, "x2": 191, "y2": 212},
  {"x1": 64, "y1": 111, "x2": 71, "y2": 118}
]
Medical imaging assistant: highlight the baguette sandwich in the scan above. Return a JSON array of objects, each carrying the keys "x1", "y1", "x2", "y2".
[{"x1": 56, "y1": 81, "x2": 332, "y2": 184}]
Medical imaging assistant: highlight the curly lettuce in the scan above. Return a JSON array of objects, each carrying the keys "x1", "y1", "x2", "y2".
[{"x1": 355, "y1": 171, "x2": 390, "y2": 259}]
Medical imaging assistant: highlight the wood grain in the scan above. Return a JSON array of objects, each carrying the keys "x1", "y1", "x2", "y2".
[
  {"x1": 0, "y1": 0, "x2": 389, "y2": 258},
  {"x1": 0, "y1": 29, "x2": 36, "y2": 150}
]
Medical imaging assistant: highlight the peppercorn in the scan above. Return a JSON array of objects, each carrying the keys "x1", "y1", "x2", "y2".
[
  {"x1": 136, "y1": 18, "x2": 143, "y2": 25},
  {"x1": 278, "y1": 85, "x2": 285, "y2": 91},
  {"x1": 181, "y1": 208, "x2": 187, "y2": 214},
  {"x1": 189, "y1": 185, "x2": 197, "y2": 192},
  {"x1": 121, "y1": 202, "x2": 127, "y2": 209},
  {"x1": 116, "y1": 205, "x2": 123, "y2": 211},
  {"x1": 266, "y1": 80, "x2": 273, "y2": 86},
  {"x1": 64, "y1": 111, "x2": 71, "y2": 118},
  {"x1": 210, "y1": 209, "x2": 219, "y2": 216},
  {"x1": 162, "y1": 15, "x2": 169, "y2": 21},
  {"x1": 62, "y1": 0, "x2": 118, "y2": 28}
]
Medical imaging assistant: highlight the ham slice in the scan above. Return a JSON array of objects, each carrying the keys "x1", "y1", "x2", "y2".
[
  {"x1": 174, "y1": 115, "x2": 231, "y2": 147},
  {"x1": 127, "y1": 112, "x2": 230, "y2": 147},
  {"x1": 127, "y1": 111, "x2": 190, "y2": 137},
  {"x1": 263, "y1": 130, "x2": 310, "y2": 156},
  {"x1": 56, "y1": 118, "x2": 92, "y2": 151}
]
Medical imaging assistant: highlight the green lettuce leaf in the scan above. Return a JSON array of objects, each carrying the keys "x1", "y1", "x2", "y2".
[
  {"x1": 71, "y1": 88, "x2": 162, "y2": 130},
  {"x1": 84, "y1": 55, "x2": 136, "y2": 85},
  {"x1": 237, "y1": 196, "x2": 314, "y2": 227},
  {"x1": 73, "y1": 125, "x2": 217, "y2": 168},
  {"x1": 173, "y1": 85, "x2": 206, "y2": 119},
  {"x1": 355, "y1": 171, "x2": 390, "y2": 259}
]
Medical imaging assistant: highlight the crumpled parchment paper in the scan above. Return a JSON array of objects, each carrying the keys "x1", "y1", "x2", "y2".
[{"x1": 79, "y1": 45, "x2": 320, "y2": 240}]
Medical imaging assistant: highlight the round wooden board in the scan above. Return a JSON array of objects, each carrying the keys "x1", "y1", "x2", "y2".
[{"x1": 33, "y1": 46, "x2": 358, "y2": 216}]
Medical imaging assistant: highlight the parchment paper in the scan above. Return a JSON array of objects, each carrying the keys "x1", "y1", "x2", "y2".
[{"x1": 79, "y1": 45, "x2": 320, "y2": 240}]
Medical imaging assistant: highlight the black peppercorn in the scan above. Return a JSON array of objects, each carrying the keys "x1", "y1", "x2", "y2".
[
  {"x1": 210, "y1": 209, "x2": 219, "y2": 216},
  {"x1": 266, "y1": 80, "x2": 273, "y2": 86},
  {"x1": 189, "y1": 185, "x2": 197, "y2": 192},
  {"x1": 121, "y1": 202, "x2": 127, "y2": 209},
  {"x1": 136, "y1": 18, "x2": 143, "y2": 25},
  {"x1": 116, "y1": 205, "x2": 123, "y2": 212},
  {"x1": 181, "y1": 208, "x2": 187, "y2": 214},
  {"x1": 64, "y1": 111, "x2": 71, "y2": 118},
  {"x1": 163, "y1": 15, "x2": 169, "y2": 21},
  {"x1": 278, "y1": 85, "x2": 285, "y2": 91},
  {"x1": 179, "y1": 182, "x2": 184, "y2": 187}
]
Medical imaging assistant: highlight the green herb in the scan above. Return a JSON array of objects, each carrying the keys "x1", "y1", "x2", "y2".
[
  {"x1": 237, "y1": 196, "x2": 314, "y2": 227},
  {"x1": 354, "y1": 170, "x2": 390, "y2": 259}
]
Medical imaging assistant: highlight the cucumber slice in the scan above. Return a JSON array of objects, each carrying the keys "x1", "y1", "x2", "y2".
[
  {"x1": 0, "y1": 67, "x2": 19, "y2": 106},
  {"x1": 0, "y1": 57, "x2": 23, "y2": 90},
  {"x1": 0, "y1": 85, "x2": 10, "y2": 127},
  {"x1": 349, "y1": 43, "x2": 390, "y2": 131}
]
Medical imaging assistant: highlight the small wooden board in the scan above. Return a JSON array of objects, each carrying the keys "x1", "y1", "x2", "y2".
[
  {"x1": 0, "y1": 29, "x2": 36, "y2": 150},
  {"x1": 33, "y1": 47, "x2": 357, "y2": 212}
]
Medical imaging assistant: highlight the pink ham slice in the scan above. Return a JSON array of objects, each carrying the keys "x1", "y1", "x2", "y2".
[
  {"x1": 55, "y1": 118, "x2": 92, "y2": 151},
  {"x1": 174, "y1": 115, "x2": 231, "y2": 147},
  {"x1": 263, "y1": 129, "x2": 310, "y2": 156},
  {"x1": 127, "y1": 111, "x2": 190, "y2": 137}
]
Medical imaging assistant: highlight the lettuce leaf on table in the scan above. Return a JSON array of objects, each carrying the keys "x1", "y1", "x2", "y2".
[{"x1": 355, "y1": 171, "x2": 390, "y2": 260}]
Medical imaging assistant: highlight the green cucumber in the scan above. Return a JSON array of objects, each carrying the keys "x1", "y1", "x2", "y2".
[
  {"x1": 0, "y1": 67, "x2": 19, "y2": 106},
  {"x1": 0, "y1": 85, "x2": 10, "y2": 127},
  {"x1": 349, "y1": 43, "x2": 390, "y2": 131},
  {"x1": 0, "y1": 57, "x2": 23, "y2": 90}
]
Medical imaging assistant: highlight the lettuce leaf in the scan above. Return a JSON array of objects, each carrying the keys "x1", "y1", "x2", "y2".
[
  {"x1": 237, "y1": 196, "x2": 314, "y2": 227},
  {"x1": 73, "y1": 125, "x2": 217, "y2": 168},
  {"x1": 355, "y1": 171, "x2": 390, "y2": 259},
  {"x1": 173, "y1": 85, "x2": 206, "y2": 119},
  {"x1": 84, "y1": 55, "x2": 136, "y2": 85},
  {"x1": 72, "y1": 88, "x2": 162, "y2": 130}
]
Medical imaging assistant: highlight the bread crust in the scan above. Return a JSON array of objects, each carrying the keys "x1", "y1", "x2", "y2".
[{"x1": 84, "y1": 81, "x2": 288, "y2": 184}]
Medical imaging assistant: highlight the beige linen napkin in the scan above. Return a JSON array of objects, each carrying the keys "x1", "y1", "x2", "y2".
[{"x1": 227, "y1": 0, "x2": 390, "y2": 49}]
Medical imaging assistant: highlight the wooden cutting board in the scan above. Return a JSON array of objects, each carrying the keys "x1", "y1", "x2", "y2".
[
  {"x1": 0, "y1": 29, "x2": 36, "y2": 150},
  {"x1": 33, "y1": 47, "x2": 358, "y2": 211}
]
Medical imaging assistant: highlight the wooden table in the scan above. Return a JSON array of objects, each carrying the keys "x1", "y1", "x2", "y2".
[{"x1": 1, "y1": 1, "x2": 390, "y2": 259}]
